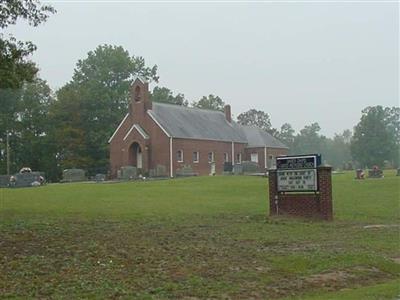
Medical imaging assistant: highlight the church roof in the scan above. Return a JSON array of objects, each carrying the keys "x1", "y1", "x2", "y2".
[
  {"x1": 148, "y1": 102, "x2": 288, "y2": 149},
  {"x1": 240, "y1": 125, "x2": 288, "y2": 149},
  {"x1": 149, "y1": 103, "x2": 247, "y2": 143}
]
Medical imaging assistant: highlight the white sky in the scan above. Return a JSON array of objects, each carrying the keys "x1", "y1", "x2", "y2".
[{"x1": 6, "y1": 1, "x2": 399, "y2": 137}]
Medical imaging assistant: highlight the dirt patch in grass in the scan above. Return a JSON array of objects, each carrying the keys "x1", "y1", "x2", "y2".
[
  {"x1": 254, "y1": 267, "x2": 392, "y2": 299},
  {"x1": 363, "y1": 224, "x2": 400, "y2": 229},
  {"x1": 392, "y1": 257, "x2": 400, "y2": 264}
]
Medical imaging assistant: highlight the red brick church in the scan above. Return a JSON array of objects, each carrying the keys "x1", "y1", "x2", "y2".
[{"x1": 109, "y1": 77, "x2": 288, "y2": 177}]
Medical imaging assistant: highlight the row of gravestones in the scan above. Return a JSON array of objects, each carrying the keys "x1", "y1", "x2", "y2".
[
  {"x1": 118, "y1": 165, "x2": 169, "y2": 179},
  {"x1": 0, "y1": 172, "x2": 45, "y2": 188},
  {"x1": 117, "y1": 162, "x2": 262, "y2": 179},
  {"x1": 355, "y1": 168, "x2": 400, "y2": 179},
  {"x1": 226, "y1": 161, "x2": 262, "y2": 175},
  {"x1": 2, "y1": 166, "x2": 397, "y2": 187},
  {"x1": 61, "y1": 169, "x2": 108, "y2": 183},
  {"x1": 60, "y1": 166, "x2": 400, "y2": 182}
]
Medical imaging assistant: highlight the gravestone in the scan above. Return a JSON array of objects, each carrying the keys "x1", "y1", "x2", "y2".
[
  {"x1": 233, "y1": 164, "x2": 243, "y2": 175},
  {"x1": 176, "y1": 165, "x2": 197, "y2": 177},
  {"x1": 118, "y1": 166, "x2": 137, "y2": 180},
  {"x1": 149, "y1": 164, "x2": 167, "y2": 177},
  {"x1": 368, "y1": 166, "x2": 383, "y2": 178},
  {"x1": 149, "y1": 169, "x2": 155, "y2": 177},
  {"x1": 62, "y1": 169, "x2": 86, "y2": 182},
  {"x1": 242, "y1": 161, "x2": 260, "y2": 174},
  {"x1": 13, "y1": 172, "x2": 44, "y2": 188},
  {"x1": 95, "y1": 174, "x2": 106, "y2": 182},
  {"x1": 223, "y1": 162, "x2": 233, "y2": 172},
  {"x1": 156, "y1": 164, "x2": 167, "y2": 177},
  {"x1": 355, "y1": 169, "x2": 365, "y2": 179},
  {"x1": 0, "y1": 175, "x2": 11, "y2": 187}
]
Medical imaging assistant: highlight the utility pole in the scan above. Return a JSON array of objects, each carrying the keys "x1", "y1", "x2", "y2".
[{"x1": 6, "y1": 131, "x2": 10, "y2": 175}]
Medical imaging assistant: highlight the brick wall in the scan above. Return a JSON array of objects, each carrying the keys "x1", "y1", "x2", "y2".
[
  {"x1": 268, "y1": 166, "x2": 333, "y2": 220},
  {"x1": 244, "y1": 147, "x2": 288, "y2": 171},
  {"x1": 172, "y1": 138, "x2": 246, "y2": 176}
]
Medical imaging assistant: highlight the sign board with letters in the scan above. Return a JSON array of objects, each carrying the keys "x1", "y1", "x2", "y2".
[{"x1": 276, "y1": 154, "x2": 321, "y2": 192}]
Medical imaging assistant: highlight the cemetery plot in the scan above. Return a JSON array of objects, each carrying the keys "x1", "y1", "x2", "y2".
[{"x1": 0, "y1": 172, "x2": 399, "y2": 299}]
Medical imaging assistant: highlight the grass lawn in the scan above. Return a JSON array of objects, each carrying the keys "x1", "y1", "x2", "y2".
[{"x1": 0, "y1": 171, "x2": 399, "y2": 299}]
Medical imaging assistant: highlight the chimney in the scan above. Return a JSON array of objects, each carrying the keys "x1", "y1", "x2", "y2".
[
  {"x1": 224, "y1": 105, "x2": 232, "y2": 123},
  {"x1": 144, "y1": 90, "x2": 152, "y2": 111}
]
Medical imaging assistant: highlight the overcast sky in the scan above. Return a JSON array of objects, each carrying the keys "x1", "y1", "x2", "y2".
[{"x1": 6, "y1": 1, "x2": 399, "y2": 137}]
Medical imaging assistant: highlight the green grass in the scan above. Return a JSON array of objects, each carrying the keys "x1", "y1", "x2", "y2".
[{"x1": 0, "y1": 171, "x2": 399, "y2": 299}]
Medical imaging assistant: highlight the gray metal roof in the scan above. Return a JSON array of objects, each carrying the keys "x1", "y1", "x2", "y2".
[
  {"x1": 149, "y1": 103, "x2": 288, "y2": 149},
  {"x1": 240, "y1": 125, "x2": 288, "y2": 149},
  {"x1": 150, "y1": 103, "x2": 247, "y2": 143}
]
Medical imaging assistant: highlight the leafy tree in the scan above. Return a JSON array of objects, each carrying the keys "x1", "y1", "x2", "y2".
[
  {"x1": 237, "y1": 109, "x2": 277, "y2": 135},
  {"x1": 323, "y1": 130, "x2": 352, "y2": 169},
  {"x1": 50, "y1": 84, "x2": 89, "y2": 173},
  {"x1": 292, "y1": 123, "x2": 326, "y2": 155},
  {"x1": 192, "y1": 94, "x2": 225, "y2": 111},
  {"x1": 0, "y1": 78, "x2": 58, "y2": 178},
  {"x1": 0, "y1": 87, "x2": 22, "y2": 173},
  {"x1": 383, "y1": 106, "x2": 400, "y2": 144},
  {"x1": 52, "y1": 44, "x2": 158, "y2": 174},
  {"x1": 351, "y1": 106, "x2": 399, "y2": 168},
  {"x1": 277, "y1": 123, "x2": 295, "y2": 149},
  {"x1": 15, "y1": 78, "x2": 58, "y2": 177},
  {"x1": 0, "y1": 0, "x2": 55, "y2": 89},
  {"x1": 151, "y1": 86, "x2": 188, "y2": 106}
]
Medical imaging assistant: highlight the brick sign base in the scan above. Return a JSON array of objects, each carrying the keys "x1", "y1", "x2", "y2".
[{"x1": 268, "y1": 166, "x2": 333, "y2": 221}]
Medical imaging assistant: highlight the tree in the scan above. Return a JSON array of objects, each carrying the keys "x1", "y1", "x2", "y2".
[
  {"x1": 52, "y1": 44, "x2": 158, "y2": 174},
  {"x1": 323, "y1": 130, "x2": 352, "y2": 169},
  {"x1": 15, "y1": 78, "x2": 58, "y2": 177},
  {"x1": 351, "y1": 106, "x2": 399, "y2": 168},
  {"x1": 277, "y1": 123, "x2": 295, "y2": 149},
  {"x1": 292, "y1": 122, "x2": 326, "y2": 155},
  {"x1": 0, "y1": 78, "x2": 58, "y2": 178},
  {"x1": 0, "y1": 0, "x2": 55, "y2": 89},
  {"x1": 151, "y1": 86, "x2": 188, "y2": 106},
  {"x1": 192, "y1": 94, "x2": 225, "y2": 111},
  {"x1": 237, "y1": 109, "x2": 276, "y2": 135},
  {"x1": 0, "y1": 87, "x2": 22, "y2": 173}
]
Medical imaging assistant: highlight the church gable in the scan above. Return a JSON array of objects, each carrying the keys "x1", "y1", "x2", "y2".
[{"x1": 123, "y1": 124, "x2": 150, "y2": 141}]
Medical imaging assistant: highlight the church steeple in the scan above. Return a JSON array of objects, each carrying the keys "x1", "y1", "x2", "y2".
[{"x1": 129, "y1": 75, "x2": 152, "y2": 116}]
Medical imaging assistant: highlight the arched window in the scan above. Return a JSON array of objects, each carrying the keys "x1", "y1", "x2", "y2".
[
  {"x1": 223, "y1": 153, "x2": 229, "y2": 163},
  {"x1": 236, "y1": 153, "x2": 242, "y2": 164},
  {"x1": 134, "y1": 86, "x2": 141, "y2": 102},
  {"x1": 208, "y1": 152, "x2": 214, "y2": 163},
  {"x1": 193, "y1": 151, "x2": 199, "y2": 163},
  {"x1": 177, "y1": 150, "x2": 183, "y2": 162}
]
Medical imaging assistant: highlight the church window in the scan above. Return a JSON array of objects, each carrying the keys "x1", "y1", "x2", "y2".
[
  {"x1": 236, "y1": 153, "x2": 242, "y2": 164},
  {"x1": 208, "y1": 152, "x2": 214, "y2": 163},
  {"x1": 134, "y1": 86, "x2": 141, "y2": 102},
  {"x1": 223, "y1": 152, "x2": 229, "y2": 162},
  {"x1": 193, "y1": 151, "x2": 199, "y2": 163},
  {"x1": 177, "y1": 150, "x2": 183, "y2": 162}
]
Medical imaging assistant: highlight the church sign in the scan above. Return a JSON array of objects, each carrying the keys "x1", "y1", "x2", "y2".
[{"x1": 276, "y1": 154, "x2": 321, "y2": 192}]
